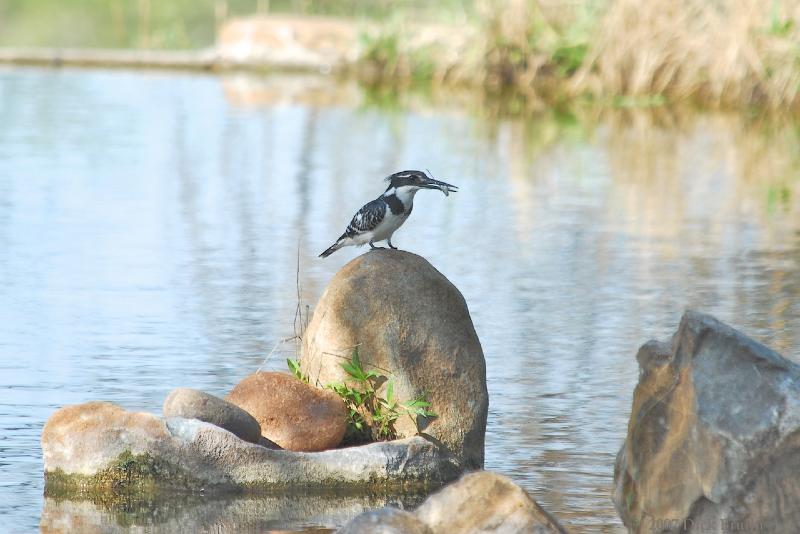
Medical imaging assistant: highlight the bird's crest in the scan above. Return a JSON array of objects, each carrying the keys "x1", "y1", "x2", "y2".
[{"x1": 383, "y1": 170, "x2": 430, "y2": 182}]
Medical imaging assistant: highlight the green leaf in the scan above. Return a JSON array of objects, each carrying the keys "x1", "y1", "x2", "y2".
[
  {"x1": 341, "y1": 361, "x2": 359, "y2": 378},
  {"x1": 287, "y1": 358, "x2": 306, "y2": 381},
  {"x1": 324, "y1": 348, "x2": 436, "y2": 442}
]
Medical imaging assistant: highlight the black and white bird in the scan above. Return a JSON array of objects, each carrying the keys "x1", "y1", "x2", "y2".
[{"x1": 319, "y1": 170, "x2": 458, "y2": 258}]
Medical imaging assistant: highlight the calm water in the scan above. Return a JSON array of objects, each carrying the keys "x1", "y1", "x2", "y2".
[{"x1": 1, "y1": 66, "x2": 800, "y2": 533}]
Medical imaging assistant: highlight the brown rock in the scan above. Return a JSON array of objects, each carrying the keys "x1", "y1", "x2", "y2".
[
  {"x1": 225, "y1": 372, "x2": 346, "y2": 451},
  {"x1": 614, "y1": 311, "x2": 800, "y2": 533},
  {"x1": 162, "y1": 387, "x2": 261, "y2": 444},
  {"x1": 414, "y1": 471, "x2": 567, "y2": 534},
  {"x1": 41, "y1": 401, "x2": 171, "y2": 476},
  {"x1": 301, "y1": 250, "x2": 488, "y2": 469}
]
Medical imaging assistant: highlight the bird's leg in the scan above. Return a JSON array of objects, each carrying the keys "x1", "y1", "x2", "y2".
[
  {"x1": 387, "y1": 238, "x2": 398, "y2": 250},
  {"x1": 369, "y1": 240, "x2": 385, "y2": 250}
]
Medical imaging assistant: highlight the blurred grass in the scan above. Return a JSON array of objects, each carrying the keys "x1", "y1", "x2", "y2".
[
  {"x1": 2, "y1": 0, "x2": 800, "y2": 109},
  {"x1": 0, "y1": 0, "x2": 240, "y2": 49},
  {"x1": 0, "y1": 0, "x2": 472, "y2": 49},
  {"x1": 355, "y1": 0, "x2": 800, "y2": 109}
]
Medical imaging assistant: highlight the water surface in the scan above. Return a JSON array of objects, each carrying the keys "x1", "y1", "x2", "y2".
[{"x1": 1, "y1": 67, "x2": 799, "y2": 532}]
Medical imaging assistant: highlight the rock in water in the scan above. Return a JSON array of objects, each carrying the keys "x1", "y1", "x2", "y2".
[
  {"x1": 163, "y1": 388, "x2": 262, "y2": 444},
  {"x1": 614, "y1": 311, "x2": 800, "y2": 533},
  {"x1": 225, "y1": 371, "x2": 347, "y2": 451},
  {"x1": 41, "y1": 401, "x2": 174, "y2": 479},
  {"x1": 42, "y1": 401, "x2": 455, "y2": 493},
  {"x1": 301, "y1": 250, "x2": 488, "y2": 469},
  {"x1": 337, "y1": 507, "x2": 433, "y2": 534},
  {"x1": 413, "y1": 471, "x2": 567, "y2": 534}
]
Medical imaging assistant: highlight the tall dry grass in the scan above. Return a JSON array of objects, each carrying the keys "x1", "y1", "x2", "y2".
[
  {"x1": 577, "y1": 0, "x2": 800, "y2": 108},
  {"x1": 360, "y1": 0, "x2": 800, "y2": 110}
]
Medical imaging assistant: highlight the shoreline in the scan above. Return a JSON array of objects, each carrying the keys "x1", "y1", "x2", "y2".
[
  {"x1": 0, "y1": 47, "x2": 332, "y2": 73},
  {"x1": 2, "y1": 4, "x2": 799, "y2": 115}
]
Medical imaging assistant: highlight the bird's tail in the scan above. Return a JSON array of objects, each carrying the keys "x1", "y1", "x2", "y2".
[{"x1": 319, "y1": 239, "x2": 343, "y2": 258}]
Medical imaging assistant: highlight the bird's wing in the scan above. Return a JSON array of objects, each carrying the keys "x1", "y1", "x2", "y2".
[{"x1": 343, "y1": 199, "x2": 386, "y2": 237}]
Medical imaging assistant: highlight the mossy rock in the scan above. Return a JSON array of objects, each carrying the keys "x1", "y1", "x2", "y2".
[
  {"x1": 42, "y1": 402, "x2": 461, "y2": 497},
  {"x1": 44, "y1": 451, "x2": 206, "y2": 500}
]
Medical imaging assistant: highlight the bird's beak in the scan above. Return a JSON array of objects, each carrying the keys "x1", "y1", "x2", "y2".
[{"x1": 421, "y1": 178, "x2": 459, "y2": 196}]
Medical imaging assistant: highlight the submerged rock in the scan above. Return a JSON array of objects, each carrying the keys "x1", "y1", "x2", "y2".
[
  {"x1": 225, "y1": 371, "x2": 347, "y2": 452},
  {"x1": 42, "y1": 401, "x2": 458, "y2": 495},
  {"x1": 162, "y1": 388, "x2": 261, "y2": 444},
  {"x1": 301, "y1": 250, "x2": 488, "y2": 469},
  {"x1": 337, "y1": 507, "x2": 433, "y2": 534},
  {"x1": 614, "y1": 311, "x2": 800, "y2": 533},
  {"x1": 414, "y1": 471, "x2": 567, "y2": 534},
  {"x1": 338, "y1": 471, "x2": 567, "y2": 534}
]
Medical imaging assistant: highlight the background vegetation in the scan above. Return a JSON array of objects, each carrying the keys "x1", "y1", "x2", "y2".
[
  {"x1": 2, "y1": 0, "x2": 799, "y2": 109},
  {"x1": 0, "y1": 0, "x2": 469, "y2": 49}
]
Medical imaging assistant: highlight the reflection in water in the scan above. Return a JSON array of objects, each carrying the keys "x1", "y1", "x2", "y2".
[
  {"x1": 0, "y1": 67, "x2": 799, "y2": 532},
  {"x1": 40, "y1": 492, "x2": 423, "y2": 533}
]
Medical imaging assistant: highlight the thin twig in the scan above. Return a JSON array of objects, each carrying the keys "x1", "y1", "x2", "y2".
[
  {"x1": 256, "y1": 335, "x2": 299, "y2": 373},
  {"x1": 293, "y1": 242, "x2": 302, "y2": 341},
  {"x1": 321, "y1": 345, "x2": 395, "y2": 376}
]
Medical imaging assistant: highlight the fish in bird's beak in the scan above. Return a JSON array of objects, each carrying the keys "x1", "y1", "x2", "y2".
[{"x1": 421, "y1": 177, "x2": 459, "y2": 196}]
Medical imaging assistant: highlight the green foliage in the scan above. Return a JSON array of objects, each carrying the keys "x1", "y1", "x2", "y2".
[
  {"x1": 409, "y1": 47, "x2": 437, "y2": 83},
  {"x1": 340, "y1": 349, "x2": 380, "y2": 383},
  {"x1": 359, "y1": 28, "x2": 403, "y2": 78},
  {"x1": 0, "y1": 0, "x2": 268, "y2": 49},
  {"x1": 552, "y1": 42, "x2": 588, "y2": 76},
  {"x1": 611, "y1": 94, "x2": 667, "y2": 108},
  {"x1": 766, "y1": 184, "x2": 792, "y2": 213},
  {"x1": 768, "y1": 1, "x2": 795, "y2": 37},
  {"x1": 326, "y1": 348, "x2": 436, "y2": 442},
  {"x1": 0, "y1": 0, "x2": 476, "y2": 49},
  {"x1": 286, "y1": 358, "x2": 308, "y2": 383}
]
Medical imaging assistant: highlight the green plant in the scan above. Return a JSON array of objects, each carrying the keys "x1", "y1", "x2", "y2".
[
  {"x1": 327, "y1": 350, "x2": 377, "y2": 438},
  {"x1": 286, "y1": 358, "x2": 308, "y2": 383},
  {"x1": 552, "y1": 42, "x2": 588, "y2": 76},
  {"x1": 768, "y1": 1, "x2": 795, "y2": 37},
  {"x1": 326, "y1": 348, "x2": 436, "y2": 442},
  {"x1": 360, "y1": 28, "x2": 402, "y2": 77},
  {"x1": 373, "y1": 380, "x2": 436, "y2": 439}
]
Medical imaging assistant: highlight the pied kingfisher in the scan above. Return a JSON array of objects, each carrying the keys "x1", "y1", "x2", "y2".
[{"x1": 319, "y1": 170, "x2": 458, "y2": 258}]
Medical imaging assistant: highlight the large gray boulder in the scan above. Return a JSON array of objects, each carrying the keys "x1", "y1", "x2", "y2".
[
  {"x1": 163, "y1": 388, "x2": 261, "y2": 444},
  {"x1": 614, "y1": 311, "x2": 800, "y2": 533},
  {"x1": 41, "y1": 401, "x2": 460, "y2": 495},
  {"x1": 337, "y1": 471, "x2": 567, "y2": 534},
  {"x1": 301, "y1": 250, "x2": 488, "y2": 469}
]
